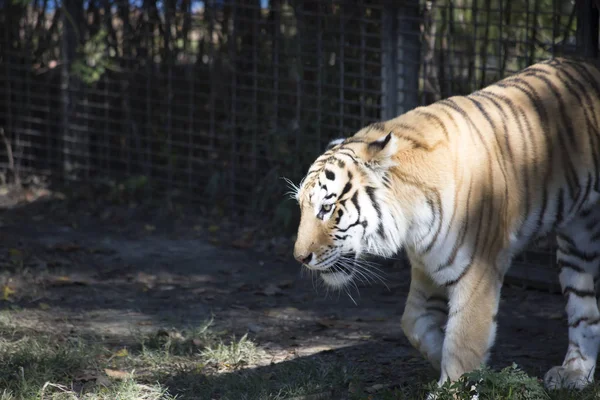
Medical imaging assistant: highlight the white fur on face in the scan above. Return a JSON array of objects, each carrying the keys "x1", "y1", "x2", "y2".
[{"x1": 296, "y1": 166, "x2": 410, "y2": 289}]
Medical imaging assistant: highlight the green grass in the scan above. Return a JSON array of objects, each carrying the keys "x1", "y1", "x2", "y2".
[
  {"x1": 0, "y1": 314, "x2": 598, "y2": 400},
  {"x1": 364, "y1": 364, "x2": 600, "y2": 400},
  {"x1": 0, "y1": 316, "x2": 352, "y2": 400}
]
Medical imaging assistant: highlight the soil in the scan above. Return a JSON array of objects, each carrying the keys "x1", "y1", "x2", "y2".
[{"x1": 0, "y1": 183, "x2": 572, "y2": 391}]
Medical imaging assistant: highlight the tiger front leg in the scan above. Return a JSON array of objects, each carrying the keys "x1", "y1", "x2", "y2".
[
  {"x1": 437, "y1": 260, "x2": 501, "y2": 386},
  {"x1": 401, "y1": 265, "x2": 448, "y2": 371}
]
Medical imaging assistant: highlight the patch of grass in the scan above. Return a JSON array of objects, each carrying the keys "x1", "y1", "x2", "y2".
[
  {"x1": 137, "y1": 318, "x2": 216, "y2": 364},
  {"x1": 163, "y1": 356, "x2": 355, "y2": 400},
  {"x1": 37, "y1": 380, "x2": 175, "y2": 400},
  {"x1": 0, "y1": 331, "x2": 174, "y2": 400},
  {"x1": 200, "y1": 333, "x2": 264, "y2": 369},
  {"x1": 425, "y1": 364, "x2": 549, "y2": 400},
  {"x1": 364, "y1": 364, "x2": 600, "y2": 400},
  {"x1": 1, "y1": 314, "x2": 598, "y2": 400}
]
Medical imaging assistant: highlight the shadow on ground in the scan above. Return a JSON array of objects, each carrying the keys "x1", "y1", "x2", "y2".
[{"x1": 0, "y1": 187, "x2": 572, "y2": 397}]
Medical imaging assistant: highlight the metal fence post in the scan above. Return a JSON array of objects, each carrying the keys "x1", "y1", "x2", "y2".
[
  {"x1": 576, "y1": 0, "x2": 599, "y2": 58},
  {"x1": 381, "y1": 3, "x2": 398, "y2": 121},
  {"x1": 381, "y1": 1, "x2": 421, "y2": 121},
  {"x1": 60, "y1": 0, "x2": 83, "y2": 179}
]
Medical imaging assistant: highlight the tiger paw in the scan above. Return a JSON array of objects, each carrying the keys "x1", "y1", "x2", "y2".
[{"x1": 544, "y1": 365, "x2": 594, "y2": 390}]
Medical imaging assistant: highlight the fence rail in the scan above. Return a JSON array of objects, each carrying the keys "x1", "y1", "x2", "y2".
[{"x1": 0, "y1": 0, "x2": 596, "y2": 232}]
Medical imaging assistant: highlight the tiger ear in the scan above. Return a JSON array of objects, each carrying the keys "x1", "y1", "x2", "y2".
[
  {"x1": 367, "y1": 131, "x2": 397, "y2": 162},
  {"x1": 326, "y1": 138, "x2": 345, "y2": 151}
]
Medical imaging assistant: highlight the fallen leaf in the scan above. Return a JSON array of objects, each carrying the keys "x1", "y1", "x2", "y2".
[
  {"x1": 104, "y1": 368, "x2": 131, "y2": 380},
  {"x1": 2, "y1": 286, "x2": 15, "y2": 301},
  {"x1": 38, "y1": 302, "x2": 50, "y2": 310},
  {"x1": 114, "y1": 348, "x2": 129, "y2": 357}
]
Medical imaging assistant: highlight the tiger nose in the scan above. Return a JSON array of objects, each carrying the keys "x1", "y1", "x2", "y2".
[{"x1": 294, "y1": 252, "x2": 313, "y2": 265}]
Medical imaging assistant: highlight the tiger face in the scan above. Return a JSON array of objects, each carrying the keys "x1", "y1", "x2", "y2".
[{"x1": 293, "y1": 130, "x2": 411, "y2": 288}]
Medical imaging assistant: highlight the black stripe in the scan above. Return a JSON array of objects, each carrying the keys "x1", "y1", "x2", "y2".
[
  {"x1": 555, "y1": 188, "x2": 565, "y2": 226},
  {"x1": 422, "y1": 190, "x2": 444, "y2": 253},
  {"x1": 368, "y1": 121, "x2": 386, "y2": 131},
  {"x1": 427, "y1": 295, "x2": 447, "y2": 304},
  {"x1": 335, "y1": 208, "x2": 344, "y2": 224},
  {"x1": 563, "y1": 286, "x2": 596, "y2": 298},
  {"x1": 365, "y1": 186, "x2": 385, "y2": 240},
  {"x1": 562, "y1": 248, "x2": 600, "y2": 263},
  {"x1": 570, "y1": 317, "x2": 600, "y2": 328},
  {"x1": 559, "y1": 260, "x2": 586, "y2": 273},
  {"x1": 557, "y1": 232, "x2": 576, "y2": 248},
  {"x1": 443, "y1": 183, "x2": 487, "y2": 287},
  {"x1": 340, "y1": 182, "x2": 352, "y2": 199},
  {"x1": 425, "y1": 305, "x2": 448, "y2": 315},
  {"x1": 413, "y1": 110, "x2": 450, "y2": 140},
  {"x1": 351, "y1": 191, "x2": 360, "y2": 215},
  {"x1": 436, "y1": 181, "x2": 472, "y2": 271}
]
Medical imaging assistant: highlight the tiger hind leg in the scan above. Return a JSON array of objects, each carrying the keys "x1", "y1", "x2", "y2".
[
  {"x1": 401, "y1": 264, "x2": 447, "y2": 371},
  {"x1": 544, "y1": 211, "x2": 600, "y2": 390}
]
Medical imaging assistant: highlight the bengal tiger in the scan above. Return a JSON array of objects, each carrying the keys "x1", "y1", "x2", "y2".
[{"x1": 291, "y1": 57, "x2": 600, "y2": 393}]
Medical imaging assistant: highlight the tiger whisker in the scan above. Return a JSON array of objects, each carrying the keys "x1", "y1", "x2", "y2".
[
  {"x1": 338, "y1": 257, "x2": 390, "y2": 290},
  {"x1": 340, "y1": 255, "x2": 389, "y2": 280},
  {"x1": 280, "y1": 176, "x2": 300, "y2": 201},
  {"x1": 346, "y1": 257, "x2": 389, "y2": 280},
  {"x1": 345, "y1": 286, "x2": 358, "y2": 305}
]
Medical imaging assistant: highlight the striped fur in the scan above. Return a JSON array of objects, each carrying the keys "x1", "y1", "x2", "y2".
[{"x1": 292, "y1": 57, "x2": 600, "y2": 391}]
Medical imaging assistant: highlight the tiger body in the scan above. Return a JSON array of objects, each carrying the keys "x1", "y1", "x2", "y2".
[{"x1": 292, "y1": 57, "x2": 600, "y2": 390}]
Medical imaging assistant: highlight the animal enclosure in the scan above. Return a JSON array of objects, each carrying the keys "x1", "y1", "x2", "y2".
[{"x1": 1, "y1": 0, "x2": 599, "y2": 286}]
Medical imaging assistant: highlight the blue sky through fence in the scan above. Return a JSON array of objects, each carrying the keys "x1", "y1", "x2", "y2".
[{"x1": 36, "y1": 0, "x2": 271, "y2": 12}]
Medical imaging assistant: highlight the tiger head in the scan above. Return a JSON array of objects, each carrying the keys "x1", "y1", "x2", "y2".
[{"x1": 292, "y1": 128, "x2": 422, "y2": 288}]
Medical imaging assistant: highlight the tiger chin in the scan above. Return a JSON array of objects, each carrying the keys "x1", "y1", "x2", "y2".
[{"x1": 291, "y1": 57, "x2": 600, "y2": 394}]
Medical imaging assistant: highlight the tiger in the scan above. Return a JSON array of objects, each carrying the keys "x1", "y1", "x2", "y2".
[{"x1": 291, "y1": 57, "x2": 600, "y2": 393}]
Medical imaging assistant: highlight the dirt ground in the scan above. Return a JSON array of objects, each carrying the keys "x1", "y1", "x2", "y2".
[{"x1": 0, "y1": 183, "x2": 575, "y2": 392}]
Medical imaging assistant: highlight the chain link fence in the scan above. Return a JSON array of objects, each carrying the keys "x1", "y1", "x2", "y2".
[{"x1": 0, "y1": 0, "x2": 596, "y2": 239}]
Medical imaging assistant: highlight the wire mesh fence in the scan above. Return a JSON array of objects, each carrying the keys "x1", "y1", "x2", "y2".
[{"x1": 0, "y1": 0, "x2": 595, "y2": 237}]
